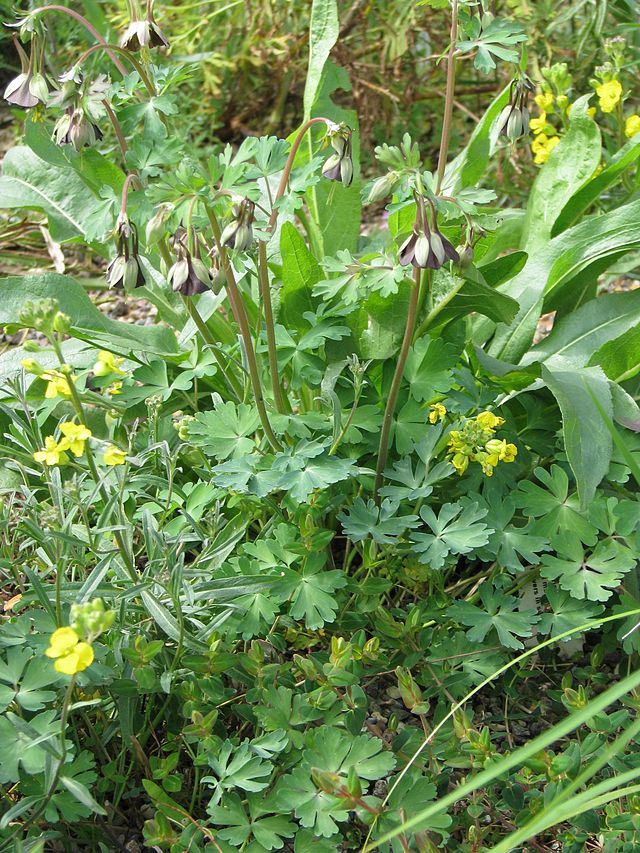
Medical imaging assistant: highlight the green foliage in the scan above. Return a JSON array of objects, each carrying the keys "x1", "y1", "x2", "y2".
[{"x1": 1, "y1": 0, "x2": 640, "y2": 851}]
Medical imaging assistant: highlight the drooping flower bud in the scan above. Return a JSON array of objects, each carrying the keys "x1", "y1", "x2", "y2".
[
  {"x1": 367, "y1": 171, "x2": 398, "y2": 203},
  {"x1": 106, "y1": 217, "x2": 145, "y2": 290},
  {"x1": 398, "y1": 197, "x2": 459, "y2": 270},
  {"x1": 220, "y1": 200, "x2": 255, "y2": 252},
  {"x1": 167, "y1": 229, "x2": 211, "y2": 296},
  {"x1": 4, "y1": 38, "x2": 45, "y2": 108},
  {"x1": 120, "y1": 0, "x2": 169, "y2": 50},
  {"x1": 53, "y1": 107, "x2": 102, "y2": 149},
  {"x1": 322, "y1": 123, "x2": 354, "y2": 188},
  {"x1": 493, "y1": 74, "x2": 534, "y2": 142},
  {"x1": 145, "y1": 202, "x2": 174, "y2": 245}
]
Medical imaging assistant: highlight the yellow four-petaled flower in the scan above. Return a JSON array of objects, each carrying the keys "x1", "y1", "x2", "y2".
[
  {"x1": 596, "y1": 79, "x2": 622, "y2": 113},
  {"x1": 103, "y1": 445, "x2": 127, "y2": 466}
]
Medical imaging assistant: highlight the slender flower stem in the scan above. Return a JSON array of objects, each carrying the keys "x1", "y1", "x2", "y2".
[
  {"x1": 268, "y1": 116, "x2": 331, "y2": 229},
  {"x1": 182, "y1": 298, "x2": 243, "y2": 400},
  {"x1": 374, "y1": 267, "x2": 422, "y2": 500},
  {"x1": 253, "y1": 116, "x2": 330, "y2": 416},
  {"x1": 258, "y1": 240, "x2": 288, "y2": 413},
  {"x1": 435, "y1": 0, "x2": 459, "y2": 195},
  {"x1": 74, "y1": 42, "x2": 157, "y2": 96},
  {"x1": 120, "y1": 172, "x2": 141, "y2": 215},
  {"x1": 31, "y1": 5, "x2": 128, "y2": 76},
  {"x1": 102, "y1": 99, "x2": 129, "y2": 163},
  {"x1": 205, "y1": 204, "x2": 282, "y2": 452}
]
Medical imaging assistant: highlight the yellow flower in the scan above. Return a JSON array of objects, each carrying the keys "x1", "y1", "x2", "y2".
[
  {"x1": 428, "y1": 403, "x2": 447, "y2": 424},
  {"x1": 486, "y1": 438, "x2": 518, "y2": 464},
  {"x1": 587, "y1": 107, "x2": 597, "y2": 118},
  {"x1": 531, "y1": 134, "x2": 560, "y2": 164},
  {"x1": 596, "y1": 79, "x2": 622, "y2": 113},
  {"x1": 451, "y1": 452, "x2": 469, "y2": 476},
  {"x1": 534, "y1": 92, "x2": 554, "y2": 112},
  {"x1": 108, "y1": 381, "x2": 123, "y2": 396},
  {"x1": 93, "y1": 351, "x2": 125, "y2": 377},
  {"x1": 529, "y1": 113, "x2": 548, "y2": 135},
  {"x1": 625, "y1": 114, "x2": 640, "y2": 139},
  {"x1": 475, "y1": 411, "x2": 505, "y2": 431},
  {"x1": 41, "y1": 370, "x2": 75, "y2": 400},
  {"x1": 103, "y1": 445, "x2": 127, "y2": 466},
  {"x1": 45, "y1": 627, "x2": 94, "y2": 675},
  {"x1": 58, "y1": 422, "x2": 92, "y2": 457},
  {"x1": 34, "y1": 436, "x2": 70, "y2": 466}
]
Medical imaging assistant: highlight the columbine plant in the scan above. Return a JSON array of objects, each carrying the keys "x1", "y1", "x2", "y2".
[{"x1": 1, "y1": 0, "x2": 640, "y2": 851}]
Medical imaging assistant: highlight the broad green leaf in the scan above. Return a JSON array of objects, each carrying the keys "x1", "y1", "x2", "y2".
[
  {"x1": 476, "y1": 251, "x2": 527, "y2": 287},
  {"x1": 350, "y1": 278, "x2": 411, "y2": 360},
  {"x1": 540, "y1": 539, "x2": 636, "y2": 602},
  {"x1": 403, "y1": 335, "x2": 460, "y2": 402},
  {"x1": 410, "y1": 501, "x2": 492, "y2": 570},
  {"x1": 338, "y1": 497, "x2": 420, "y2": 545},
  {"x1": 522, "y1": 290, "x2": 640, "y2": 369},
  {"x1": 283, "y1": 563, "x2": 347, "y2": 629},
  {"x1": 538, "y1": 587, "x2": 604, "y2": 638},
  {"x1": 488, "y1": 198, "x2": 640, "y2": 362},
  {"x1": 303, "y1": 0, "x2": 340, "y2": 118},
  {"x1": 202, "y1": 741, "x2": 271, "y2": 806},
  {"x1": 424, "y1": 269, "x2": 519, "y2": 330},
  {"x1": 0, "y1": 274, "x2": 178, "y2": 357},
  {"x1": 189, "y1": 403, "x2": 261, "y2": 460},
  {"x1": 513, "y1": 465, "x2": 598, "y2": 544},
  {"x1": 280, "y1": 222, "x2": 322, "y2": 332},
  {"x1": 521, "y1": 97, "x2": 601, "y2": 252},
  {"x1": 542, "y1": 364, "x2": 613, "y2": 508},
  {"x1": 272, "y1": 765, "x2": 348, "y2": 838},
  {"x1": 307, "y1": 62, "x2": 361, "y2": 255},
  {"x1": 589, "y1": 323, "x2": 640, "y2": 383},
  {"x1": 448, "y1": 586, "x2": 539, "y2": 650},
  {"x1": 304, "y1": 727, "x2": 396, "y2": 781},
  {"x1": 444, "y1": 86, "x2": 510, "y2": 192},
  {"x1": 552, "y1": 135, "x2": 640, "y2": 236},
  {"x1": 0, "y1": 146, "x2": 110, "y2": 243}
]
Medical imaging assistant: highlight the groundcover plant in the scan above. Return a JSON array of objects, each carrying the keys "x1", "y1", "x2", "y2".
[{"x1": 1, "y1": 0, "x2": 640, "y2": 850}]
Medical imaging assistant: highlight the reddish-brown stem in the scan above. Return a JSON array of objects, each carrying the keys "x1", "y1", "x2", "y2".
[
  {"x1": 32, "y1": 5, "x2": 128, "y2": 76},
  {"x1": 268, "y1": 116, "x2": 331, "y2": 230},
  {"x1": 205, "y1": 204, "x2": 282, "y2": 452},
  {"x1": 102, "y1": 99, "x2": 129, "y2": 163},
  {"x1": 436, "y1": 0, "x2": 459, "y2": 194},
  {"x1": 256, "y1": 115, "x2": 331, "y2": 415},
  {"x1": 120, "y1": 173, "x2": 141, "y2": 215},
  {"x1": 74, "y1": 42, "x2": 157, "y2": 96},
  {"x1": 374, "y1": 266, "x2": 422, "y2": 500}
]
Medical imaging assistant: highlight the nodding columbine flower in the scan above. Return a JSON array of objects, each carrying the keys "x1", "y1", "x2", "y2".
[
  {"x1": 106, "y1": 215, "x2": 146, "y2": 290},
  {"x1": 168, "y1": 229, "x2": 211, "y2": 296},
  {"x1": 494, "y1": 75, "x2": 534, "y2": 142},
  {"x1": 220, "y1": 199, "x2": 255, "y2": 252},
  {"x1": 4, "y1": 38, "x2": 47, "y2": 108},
  {"x1": 168, "y1": 249, "x2": 211, "y2": 296},
  {"x1": 53, "y1": 107, "x2": 102, "y2": 149},
  {"x1": 398, "y1": 198, "x2": 459, "y2": 270},
  {"x1": 322, "y1": 123, "x2": 354, "y2": 187},
  {"x1": 120, "y1": 0, "x2": 169, "y2": 50}
]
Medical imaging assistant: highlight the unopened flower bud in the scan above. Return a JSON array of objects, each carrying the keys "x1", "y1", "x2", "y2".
[
  {"x1": 367, "y1": 172, "x2": 397, "y2": 203},
  {"x1": 145, "y1": 203, "x2": 174, "y2": 245}
]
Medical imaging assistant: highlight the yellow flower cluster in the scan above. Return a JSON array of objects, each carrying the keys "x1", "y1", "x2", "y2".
[
  {"x1": 447, "y1": 411, "x2": 517, "y2": 477},
  {"x1": 428, "y1": 403, "x2": 447, "y2": 424},
  {"x1": 596, "y1": 79, "x2": 622, "y2": 113},
  {"x1": 33, "y1": 422, "x2": 92, "y2": 466},
  {"x1": 45, "y1": 627, "x2": 94, "y2": 675}
]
